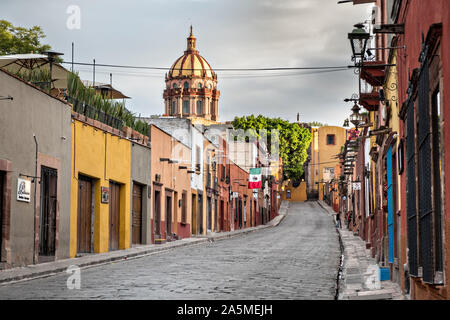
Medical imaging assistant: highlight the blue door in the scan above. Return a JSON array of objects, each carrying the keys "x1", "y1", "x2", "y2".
[{"x1": 386, "y1": 145, "x2": 394, "y2": 264}]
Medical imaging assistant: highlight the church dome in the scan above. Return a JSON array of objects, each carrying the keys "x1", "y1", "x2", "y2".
[{"x1": 168, "y1": 27, "x2": 216, "y2": 79}]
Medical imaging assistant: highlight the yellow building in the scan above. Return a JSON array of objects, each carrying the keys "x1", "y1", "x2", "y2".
[
  {"x1": 70, "y1": 114, "x2": 131, "y2": 257},
  {"x1": 281, "y1": 180, "x2": 307, "y2": 202},
  {"x1": 308, "y1": 126, "x2": 347, "y2": 200}
]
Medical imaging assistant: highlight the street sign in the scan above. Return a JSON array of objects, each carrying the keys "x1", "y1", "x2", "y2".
[
  {"x1": 17, "y1": 178, "x2": 31, "y2": 202},
  {"x1": 353, "y1": 182, "x2": 361, "y2": 190}
]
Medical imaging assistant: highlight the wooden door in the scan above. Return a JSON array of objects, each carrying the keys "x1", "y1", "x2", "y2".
[
  {"x1": 39, "y1": 167, "x2": 57, "y2": 257},
  {"x1": 77, "y1": 175, "x2": 93, "y2": 253},
  {"x1": 191, "y1": 194, "x2": 197, "y2": 234},
  {"x1": 0, "y1": 171, "x2": 4, "y2": 261},
  {"x1": 207, "y1": 197, "x2": 212, "y2": 231},
  {"x1": 219, "y1": 200, "x2": 224, "y2": 232},
  {"x1": 198, "y1": 194, "x2": 203, "y2": 234},
  {"x1": 154, "y1": 190, "x2": 161, "y2": 238},
  {"x1": 173, "y1": 192, "x2": 178, "y2": 235},
  {"x1": 109, "y1": 181, "x2": 120, "y2": 251},
  {"x1": 132, "y1": 183, "x2": 142, "y2": 245},
  {"x1": 166, "y1": 194, "x2": 172, "y2": 238}
]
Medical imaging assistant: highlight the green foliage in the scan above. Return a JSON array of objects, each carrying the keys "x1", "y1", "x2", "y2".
[
  {"x1": 232, "y1": 115, "x2": 312, "y2": 181},
  {"x1": 0, "y1": 20, "x2": 52, "y2": 55},
  {"x1": 14, "y1": 68, "x2": 51, "y2": 90},
  {"x1": 67, "y1": 72, "x2": 149, "y2": 136},
  {"x1": 307, "y1": 121, "x2": 327, "y2": 127}
]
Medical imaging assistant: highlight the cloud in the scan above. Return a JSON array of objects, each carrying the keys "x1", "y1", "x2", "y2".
[{"x1": 1, "y1": 0, "x2": 373, "y2": 126}]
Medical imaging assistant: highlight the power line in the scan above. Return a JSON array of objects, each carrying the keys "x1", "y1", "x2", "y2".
[
  {"x1": 75, "y1": 66, "x2": 350, "y2": 79},
  {"x1": 62, "y1": 60, "x2": 351, "y2": 72}
]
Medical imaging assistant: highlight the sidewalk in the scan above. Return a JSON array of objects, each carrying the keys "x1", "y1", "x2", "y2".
[
  {"x1": 0, "y1": 201, "x2": 289, "y2": 285},
  {"x1": 317, "y1": 201, "x2": 407, "y2": 300}
]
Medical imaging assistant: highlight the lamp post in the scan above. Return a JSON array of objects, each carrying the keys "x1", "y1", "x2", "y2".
[{"x1": 348, "y1": 23, "x2": 370, "y2": 65}]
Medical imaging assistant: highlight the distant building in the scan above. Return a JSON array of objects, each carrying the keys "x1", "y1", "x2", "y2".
[{"x1": 305, "y1": 126, "x2": 347, "y2": 200}]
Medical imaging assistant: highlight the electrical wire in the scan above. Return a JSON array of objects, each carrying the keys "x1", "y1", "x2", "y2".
[{"x1": 62, "y1": 60, "x2": 351, "y2": 72}]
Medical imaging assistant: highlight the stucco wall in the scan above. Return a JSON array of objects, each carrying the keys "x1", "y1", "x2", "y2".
[
  {"x1": 150, "y1": 125, "x2": 192, "y2": 241},
  {"x1": 70, "y1": 119, "x2": 131, "y2": 257},
  {"x1": 130, "y1": 143, "x2": 151, "y2": 244},
  {"x1": 0, "y1": 70, "x2": 72, "y2": 267}
]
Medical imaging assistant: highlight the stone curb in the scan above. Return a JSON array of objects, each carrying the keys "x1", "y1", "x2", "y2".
[
  {"x1": 316, "y1": 201, "x2": 406, "y2": 300},
  {"x1": 0, "y1": 202, "x2": 290, "y2": 286}
]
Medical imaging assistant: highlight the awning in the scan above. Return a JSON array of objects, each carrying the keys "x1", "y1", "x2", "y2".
[
  {"x1": 82, "y1": 80, "x2": 130, "y2": 99},
  {"x1": 0, "y1": 54, "x2": 69, "y2": 89}
]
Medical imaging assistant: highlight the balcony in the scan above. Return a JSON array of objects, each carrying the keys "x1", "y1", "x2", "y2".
[
  {"x1": 360, "y1": 61, "x2": 386, "y2": 87},
  {"x1": 359, "y1": 89, "x2": 380, "y2": 112}
]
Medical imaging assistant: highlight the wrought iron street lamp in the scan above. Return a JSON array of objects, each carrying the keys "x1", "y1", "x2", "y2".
[
  {"x1": 349, "y1": 102, "x2": 363, "y2": 128},
  {"x1": 348, "y1": 23, "x2": 370, "y2": 63}
]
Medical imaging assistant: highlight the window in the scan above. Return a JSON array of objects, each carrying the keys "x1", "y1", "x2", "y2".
[
  {"x1": 210, "y1": 101, "x2": 214, "y2": 115},
  {"x1": 171, "y1": 101, "x2": 177, "y2": 115},
  {"x1": 196, "y1": 100, "x2": 203, "y2": 115},
  {"x1": 173, "y1": 83, "x2": 177, "y2": 89},
  {"x1": 197, "y1": 82, "x2": 202, "y2": 89},
  {"x1": 196, "y1": 146, "x2": 201, "y2": 172},
  {"x1": 183, "y1": 82, "x2": 189, "y2": 89},
  {"x1": 326, "y1": 134, "x2": 336, "y2": 145},
  {"x1": 183, "y1": 100, "x2": 189, "y2": 114}
]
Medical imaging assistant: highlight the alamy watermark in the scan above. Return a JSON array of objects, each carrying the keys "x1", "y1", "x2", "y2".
[
  {"x1": 66, "y1": 5, "x2": 81, "y2": 30},
  {"x1": 66, "y1": 265, "x2": 81, "y2": 289}
]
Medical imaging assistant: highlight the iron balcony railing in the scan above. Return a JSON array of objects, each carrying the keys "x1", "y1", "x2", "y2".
[{"x1": 66, "y1": 96, "x2": 124, "y2": 130}]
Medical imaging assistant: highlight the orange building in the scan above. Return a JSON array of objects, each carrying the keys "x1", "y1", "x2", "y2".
[{"x1": 150, "y1": 125, "x2": 192, "y2": 243}]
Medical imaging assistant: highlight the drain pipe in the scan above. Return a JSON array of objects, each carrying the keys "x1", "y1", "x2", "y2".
[{"x1": 33, "y1": 134, "x2": 38, "y2": 265}]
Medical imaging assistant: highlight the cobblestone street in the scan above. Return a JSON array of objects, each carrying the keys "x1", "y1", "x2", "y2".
[{"x1": 0, "y1": 202, "x2": 340, "y2": 300}]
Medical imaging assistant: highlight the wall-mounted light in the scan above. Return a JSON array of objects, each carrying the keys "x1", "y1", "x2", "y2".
[
  {"x1": 348, "y1": 23, "x2": 370, "y2": 64},
  {"x1": 349, "y1": 102, "x2": 364, "y2": 129}
]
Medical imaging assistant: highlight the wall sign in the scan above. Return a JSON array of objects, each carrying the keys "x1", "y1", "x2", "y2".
[
  {"x1": 17, "y1": 178, "x2": 31, "y2": 202},
  {"x1": 101, "y1": 187, "x2": 110, "y2": 204},
  {"x1": 353, "y1": 182, "x2": 361, "y2": 190}
]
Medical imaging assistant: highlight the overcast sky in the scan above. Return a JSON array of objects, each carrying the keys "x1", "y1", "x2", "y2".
[{"x1": 1, "y1": 0, "x2": 374, "y2": 125}]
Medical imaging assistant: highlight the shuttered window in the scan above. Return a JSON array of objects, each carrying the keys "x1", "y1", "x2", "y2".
[{"x1": 406, "y1": 97, "x2": 418, "y2": 277}]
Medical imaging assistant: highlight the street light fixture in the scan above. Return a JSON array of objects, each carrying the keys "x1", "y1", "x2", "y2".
[
  {"x1": 43, "y1": 51, "x2": 64, "y2": 94},
  {"x1": 349, "y1": 102, "x2": 363, "y2": 129},
  {"x1": 348, "y1": 23, "x2": 370, "y2": 63}
]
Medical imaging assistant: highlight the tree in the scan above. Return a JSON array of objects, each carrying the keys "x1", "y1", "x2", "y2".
[
  {"x1": 0, "y1": 20, "x2": 51, "y2": 55},
  {"x1": 307, "y1": 121, "x2": 327, "y2": 127},
  {"x1": 232, "y1": 115, "x2": 312, "y2": 181}
]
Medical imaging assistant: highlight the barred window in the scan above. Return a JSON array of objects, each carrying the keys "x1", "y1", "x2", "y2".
[{"x1": 406, "y1": 27, "x2": 444, "y2": 283}]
